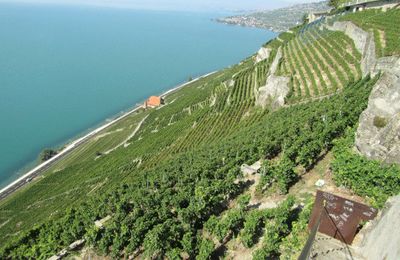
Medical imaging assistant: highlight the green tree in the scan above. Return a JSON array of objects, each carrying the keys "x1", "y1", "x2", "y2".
[
  {"x1": 329, "y1": 0, "x2": 349, "y2": 8},
  {"x1": 39, "y1": 148, "x2": 57, "y2": 162},
  {"x1": 328, "y1": 0, "x2": 340, "y2": 8}
]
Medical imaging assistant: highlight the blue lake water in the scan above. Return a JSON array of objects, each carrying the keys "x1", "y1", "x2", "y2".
[{"x1": 0, "y1": 3, "x2": 276, "y2": 188}]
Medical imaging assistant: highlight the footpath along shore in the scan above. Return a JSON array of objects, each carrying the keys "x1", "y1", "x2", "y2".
[{"x1": 0, "y1": 71, "x2": 217, "y2": 201}]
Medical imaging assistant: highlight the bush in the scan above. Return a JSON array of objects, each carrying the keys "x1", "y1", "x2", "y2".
[
  {"x1": 39, "y1": 148, "x2": 57, "y2": 162},
  {"x1": 256, "y1": 157, "x2": 297, "y2": 195},
  {"x1": 373, "y1": 116, "x2": 388, "y2": 128},
  {"x1": 196, "y1": 238, "x2": 214, "y2": 260},
  {"x1": 252, "y1": 196, "x2": 295, "y2": 259},
  {"x1": 237, "y1": 194, "x2": 251, "y2": 209},
  {"x1": 279, "y1": 198, "x2": 313, "y2": 259},
  {"x1": 331, "y1": 129, "x2": 400, "y2": 207},
  {"x1": 240, "y1": 210, "x2": 266, "y2": 248}
]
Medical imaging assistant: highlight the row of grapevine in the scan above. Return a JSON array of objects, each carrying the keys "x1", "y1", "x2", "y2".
[
  {"x1": 252, "y1": 196, "x2": 295, "y2": 259},
  {"x1": 280, "y1": 25, "x2": 363, "y2": 102},
  {"x1": 293, "y1": 37, "x2": 320, "y2": 96},
  {"x1": 164, "y1": 53, "x2": 275, "y2": 153},
  {"x1": 296, "y1": 36, "x2": 330, "y2": 94},
  {"x1": 281, "y1": 46, "x2": 303, "y2": 100},
  {"x1": 305, "y1": 30, "x2": 350, "y2": 85},
  {"x1": 286, "y1": 40, "x2": 312, "y2": 97},
  {"x1": 0, "y1": 75, "x2": 380, "y2": 258},
  {"x1": 313, "y1": 28, "x2": 359, "y2": 82}
]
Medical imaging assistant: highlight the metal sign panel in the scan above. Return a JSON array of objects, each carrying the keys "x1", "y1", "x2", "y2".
[{"x1": 308, "y1": 190, "x2": 377, "y2": 244}]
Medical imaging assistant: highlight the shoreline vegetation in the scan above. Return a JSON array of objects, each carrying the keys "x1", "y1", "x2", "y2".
[{"x1": 0, "y1": 70, "x2": 217, "y2": 200}]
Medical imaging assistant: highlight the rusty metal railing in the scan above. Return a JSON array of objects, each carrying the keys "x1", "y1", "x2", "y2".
[{"x1": 298, "y1": 205, "x2": 323, "y2": 260}]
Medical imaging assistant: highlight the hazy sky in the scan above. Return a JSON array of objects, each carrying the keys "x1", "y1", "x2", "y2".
[{"x1": 0, "y1": 0, "x2": 320, "y2": 11}]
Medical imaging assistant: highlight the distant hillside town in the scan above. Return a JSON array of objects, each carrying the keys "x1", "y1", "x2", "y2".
[{"x1": 216, "y1": 1, "x2": 330, "y2": 32}]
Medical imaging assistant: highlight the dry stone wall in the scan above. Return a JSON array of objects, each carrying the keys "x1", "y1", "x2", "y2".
[
  {"x1": 255, "y1": 47, "x2": 290, "y2": 109},
  {"x1": 255, "y1": 47, "x2": 271, "y2": 63},
  {"x1": 327, "y1": 21, "x2": 400, "y2": 164},
  {"x1": 356, "y1": 57, "x2": 400, "y2": 164},
  {"x1": 326, "y1": 21, "x2": 377, "y2": 76},
  {"x1": 355, "y1": 195, "x2": 400, "y2": 260}
]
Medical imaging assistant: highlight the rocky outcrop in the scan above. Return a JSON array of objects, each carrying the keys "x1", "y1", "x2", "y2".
[
  {"x1": 355, "y1": 57, "x2": 400, "y2": 164},
  {"x1": 256, "y1": 77, "x2": 290, "y2": 109},
  {"x1": 256, "y1": 47, "x2": 290, "y2": 109},
  {"x1": 355, "y1": 195, "x2": 400, "y2": 260},
  {"x1": 326, "y1": 21, "x2": 377, "y2": 76},
  {"x1": 255, "y1": 47, "x2": 271, "y2": 63},
  {"x1": 327, "y1": 21, "x2": 400, "y2": 165}
]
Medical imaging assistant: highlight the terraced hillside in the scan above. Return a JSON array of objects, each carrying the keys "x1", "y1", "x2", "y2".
[
  {"x1": 340, "y1": 8, "x2": 400, "y2": 57},
  {"x1": 277, "y1": 23, "x2": 362, "y2": 101},
  {"x1": 1, "y1": 8, "x2": 400, "y2": 259},
  {"x1": 0, "y1": 55, "x2": 276, "y2": 250}
]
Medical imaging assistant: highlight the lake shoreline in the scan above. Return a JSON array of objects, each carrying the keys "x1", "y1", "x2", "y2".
[
  {"x1": 0, "y1": 70, "x2": 217, "y2": 200},
  {"x1": 0, "y1": 5, "x2": 275, "y2": 189}
]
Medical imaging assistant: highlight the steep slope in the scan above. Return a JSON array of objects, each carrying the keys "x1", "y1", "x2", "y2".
[
  {"x1": 251, "y1": 20, "x2": 362, "y2": 105},
  {"x1": 340, "y1": 8, "x2": 400, "y2": 57},
  {"x1": 1, "y1": 76, "x2": 380, "y2": 259},
  {"x1": 1, "y1": 7, "x2": 400, "y2": 260},
  {"x1": 330, "y1": 8, "x2": 400, "y2": 164}
]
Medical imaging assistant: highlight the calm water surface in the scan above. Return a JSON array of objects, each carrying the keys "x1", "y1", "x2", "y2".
[{"x1": 0, "y1": 3, "x2": 276, "y2": 188}]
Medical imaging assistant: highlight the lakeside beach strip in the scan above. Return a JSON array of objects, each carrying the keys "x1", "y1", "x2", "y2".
[{"x1": 0, "y1": 71, "x2": 217, "y2": 201}]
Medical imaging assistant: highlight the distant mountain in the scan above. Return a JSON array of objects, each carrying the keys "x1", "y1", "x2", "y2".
[{"x1": 217, "y1": 1, "x2": 330, "y2": 32}]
